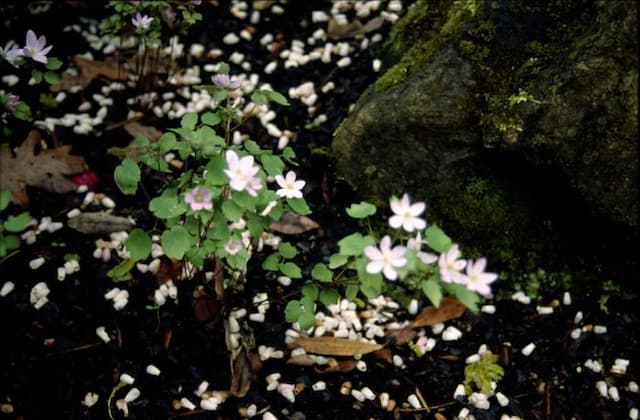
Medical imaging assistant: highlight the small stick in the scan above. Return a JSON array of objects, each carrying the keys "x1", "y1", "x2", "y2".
[{"x1": 415, "y1": 387, "x2": 431, "y2": 413}]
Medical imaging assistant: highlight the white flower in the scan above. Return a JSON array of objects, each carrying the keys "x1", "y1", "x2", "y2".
[
  {"x1": 275, "y1": 171, "x2": 305, "y2": 199},
  {"x1": 363, "y1": 235, "x2": 406, "y2": 281},
  {"x1": 389, "y1": 193, "x2": 426, "y2": 232},
  {"x1": 406, "y1": 232, "x2": 437, "y2": 264},
  {"x1": 224, "y1": 150, "x2": 262, "y2": 195},
  {"x1": 131, "y1": 13, "x2": 154, "y2": 29},
  {"x1": 438, "y1": 244, "x2": 466, "y2": 284},
  {"x1": 461, "y1": 258, "x2": 497, "y2": 296}
]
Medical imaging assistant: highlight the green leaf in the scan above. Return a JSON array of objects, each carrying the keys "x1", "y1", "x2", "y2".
[
  {"x1": 45, "y1": 57, "x2": 63, "y2": 70},
  {"x1": 247, "y1": 216, "x2": 268, "y2": 238},
  {"x1": 346, "y1": 201, "x2": 377, "y2": 218},
  {"x1": 251, "y1": 91, "x2": 266, "y2": 106},
  {"x1": 287, "y1": 198, "x2": 311, "y2": 215},
  {"x1": 456, "y1": 286, "x2": 480, "y2": 312},
  {"x1": 338, "y1": 233, "x2": 375, "y2": 256},
  {"x1": 284, "y1": 300, "x2": 302, "y2": 322},
  {"x1": 181, "y1": 112, "x2": 198, "y2": 130},
  {"x1": 282, "y1": 146, "x2": 297, "y2": 165},
  {"x1": 161, "y1": 225, "x2": 193, "y2": 260},
  {"x1": 0, "y1": 234, "x2": 21, "y2": 256},
  {"x1": 425, "y1": 225, "x2": 452, "y2": 253},
  {"x1": 0, "y1": 189, "x2": 10, "y2": 212},
  {"x1": 31, "y1": 69, "x2": 42, "y2": 83},
  {"x1": 243, "y1": 140, "x2": 261, "y2": 155},
  {"x1": 43, "y1": 71, "x2": 61, "y2": 84},
  {"x1": 149, "y1": 189, "x2": 187, "y2": 219},
  {"x1": 217, "y1": 62, "x2": 230, "y2": 74},
  {"x1": 298, "y1": 311, "x2": 316, "y2": 330},
  {"x1": 279, "y1": 262, "x2": 302, "y2": 278},
  {"x1": 319, "y1": 289, "x2": 339, "y2": 306},
  {"x1": 357, "y1": 258, "x2": 383, "y2": 298},
  {"x1": 278, "y1": 242, "x2": 297, "y2": 258},
  {"x1": 263, "y1": 90, "x2": 289, "y2": 106},
  {"x1": 345, "y1": 284, "x2": 359, "y2": 301},
  {"x1": 201, "y1": 111, "x2": 221, "y2": 126},
  {"x1": 107, "y1": 259, "x2": 135, "y2": 282},
  {"x1": 222, "y1": 200, "x2": 243, "y2": 222},
  {"x1": 328, "y1": 253, "x2": 348, "y2": 269},
  {"x1": 421, "y1": 278, "x2": 443, "y2": 307},
  {"x1": 262, "y1": 254, "x2": 280, "y2": 271},
  {"x1": 311, "y1": 263, "x2": 333, "y2": 282},
  {"x1": 126, "y1": 228, "x2": 152, "y2": 262},
  {"x1": 260, "y1": 154, "x2": 284, "y2": 176},
  {"x1": 140, "y1": 152, "x2": 170, "y2": 173},
  {"x1": 302, "y1": 284, "x2": 319, "y2": 301},
  {"x1": 158, "y1": 132, "x2": 177, "y2": 152},
  {"x1": 3, "y1": 211, "x2": 31, "y2": 232},
  {"x1": 205, "y1": 155, "x2": 228, "y2": 186},
  {"x1": 232, "y1": 190, "x2": 256, "y2": 212},
  {"x1": 114, "y1": 158, "x2": 140, "y2": 195}
]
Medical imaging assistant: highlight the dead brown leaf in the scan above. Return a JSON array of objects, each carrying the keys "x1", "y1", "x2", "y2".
[
  {"x1": 292, "y1": 336, "x2": 383, "y2": 356},
  {"x1": 230, "y1": 349, "x2": 252, "y2": 398},
  {"x1": 67, "y1": 212, "x2": 135, "y2": 234},
  {"x1": 410, "y1": 297, "x2": 466, "y2": 328},
  {"x1": 327, "y1": 16, "x2": 385, "y2": 39},
  {"x1": 0, "y1": 130, "x2": 86, "y2": 207},
  {"x1": 269, "y1": 211, "x2": 320, "y2": 235},
  {"x1": 386, "y1": 327, "x2": 417, "y2": 346},
  {"x1": 314, "y1": 358, "x2": 358, "y2": 374},
  {"x1": 51, "y1": 55, "x2": 133, "y2": 92},
  {"x1": 123, "y1": 121, "x2": 163, "y2": 142}
]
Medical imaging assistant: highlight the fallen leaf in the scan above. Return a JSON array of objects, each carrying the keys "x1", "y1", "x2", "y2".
[
  {"x1": 230, "y1": 349, "x2": 252, "y2": 398},
  {"x1": 51, "y1": 55, "x2": 133, "y2": 92},
  {"x1": 123, "y1": 121, "x2": 163, "y2": 141},
  {"x1": 67, "y1": 212, "x2": 135, "y2": 234},
  {"x1": 374, "y1": 347, "x2": 394, "y2": 364},
  {"x1": 292, "y1": 336, "x2": 383, "y2": 356},
  {"x1": 270, "y1": 211, "x2": 320, "y2": 235},
  {"x1": 410, "y1": 297, "x2": 466, "y2": 328},
  {"x1": 0, "y1": 130, "x2": 87, "y2": 207},
  {"x1": 386, "y1": 327, "x2": 417, "y2": 346},
  {"x1": 314, "y1": 358, "x2": 358, "y2": 374},
  {"x1": 327, "y1": 17, "x2": 363, "y2": 39}
]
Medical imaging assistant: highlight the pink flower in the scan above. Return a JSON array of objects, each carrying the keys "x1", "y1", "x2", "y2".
[
  {"x1": 212, "y1": 74, "x2": 243, "y2": 89},
  {"x1": 22, "y1": 30, "x2": 52, "y2": 64},
  {"x1": 438, "y1": 244, "x2": 466, "y2": 284},
  {"x1": 224, "y1": 150, "x2": 262, "y2": 195},
  {"x1": 389, "y1": 193, "x2": 426, "y2": 232},
  {"x1": 185, "y1": 187, "x2": 212, "y2": 211},
  {"x1": 406, "y1": 232, "x2": 437, "y2": 264},
  {"x1": 461, "y1": 258, "x2": 497, "y2": 296},
  {"x1": 364, "y1": 235, "x2": 407, "y2": 281}
]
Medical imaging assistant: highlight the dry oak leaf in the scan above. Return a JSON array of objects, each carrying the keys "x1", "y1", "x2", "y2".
[
  {"x1": 0, "y1": 130, "x2": 86, "y2": 207},
  {"x1": 292, "y1": 336, "x2": 383, "y2": 356},
  {"x1": 269, "y1": 211, "x2": 320, "y2": 235},
  {"x1": 410, "y1": 297, "x2": 466, "y2": 328}
]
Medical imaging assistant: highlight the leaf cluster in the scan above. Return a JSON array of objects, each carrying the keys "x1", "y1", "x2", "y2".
[
  {"x1": 463, "y1": 352, "x2": 505, "y2": 395},
  {"x1": 0, "y1": 189, "x2": 31, "y2": 257}
]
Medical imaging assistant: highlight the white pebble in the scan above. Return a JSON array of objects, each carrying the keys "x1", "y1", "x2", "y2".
[
  {"x1": 596, "y1": 380, "x2": 608, "y2": 398},
  {"x1": 574, "y1": 311, "x2": 583, "y2": 324},
  {"x1": 200, "y1": 398, "x2": 219, "y2": 411},
  {"x1": 453, "y1": 383, "x2": 466, "y2": 399},
  {"x1": 442, "y1": 326, "x2": 463, "y2": 341},
  {"x1": 536, "y1": 306, "x2": 554, "y2": 315},
  {"x1": 146, "y1": 364, "x2": 161, "y2": 376},
  {"x1": 521, "y1": 342, "x2": 536, "y2": 356},
  {"x1": 630, "y1": 408, "x2": 639, "y2": 420},
  {"x1": 496, "y1": 392, "x2": 509, "y2": 407},
  {"x1": 392, "y1": 354, "x2": 404, "y2": 367},
  {"x1": 466, "y1": 354, "x2": 481, "y2": 364},
  {"x1": 223, "y1": 33, "x2": 240, "y2": 45},
  {"x1": 67, "y1": 208, "x2": 81, "y2": 218},
  {"x1": 372, "y1": 58, "x2": 381, "y2": 72},
  {"x1": 608, "y1": 386, "x2": 620, "y2": 401},
  {"x1": 180, "y1": 397, "x2": 196, "y2": 410},
  {"x1": 249, "y1": 313, "x2": 265, "y2": 322},
  {"x1": 0, "y1": 281, "x2": 15, "y2": 297},
  {"x1": 379, "y1": 392, "x2": 390, "y2": 408},
  {"x1": 29, "y1": 257, "x2": 45, "y2": 270},
  {"x1": 629, "y1": 381, "x2": 639, "y2": 393},
  {"x1": 570, "y1": 328, "x2": 581, "y2": 339},
  {"x1": 351, "y1": 389, "x2": 365, "y2": 402},
  {"x1": 124, "y1": 388, "x2": 140, "y2": 403},
  {"x1": 264, "y1": 61, "x2": 278, "y2": 74},
  {"x1": 481, "y1": 304, "x2": 496, "y2": 314},
  {"x1": 336, "y1": 57, "x2": 352, "y2": 68},
  {"x1": 594, "y1": 325, "x2": 607, "y2": 334},
  {"x1": 101, "y1": 196, "x2": 116, "y2": 209},
  {"x1": 262, "y1": 412, "x2": 277, "y2": 420},
  {"x1": 356, "y1": 360, "x2": 367, "y2": 372},
  {"x1": 458, "y1": 408, "x2": 470, "y2": 418},
  {"x1": 431, "y1": 323, "x2": 445, "y2": 335},
  {"x1": 312, "y1": 381, "x2": 326, "y2": 391},
  {"x1": 120, "y1": 373, "x2": 135, "y2": 385},
  {"x1": 469, "y1": 392, "x2": 490, "y2": 410},
  {"x1": 361, "y1": 386, "x2": 375, "y2": 400},
  {"x1": 96, "y1": 326, "x2": 110, "y2": 343},
  {"x1": 408, "y1": 299, "x2": 418, "y2": 315},
  {"x1": 407, "y1": 394, "x2": 421, "y2": 409},
  {"x1": 562, "y1": 291, "x2": 572, "y2": 305},
  {"x1": 81, "y1": 392, "x2": 99, "y2": 407}
]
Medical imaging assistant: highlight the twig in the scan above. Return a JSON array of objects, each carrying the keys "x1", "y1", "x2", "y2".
[{"x1": 415, "y1": 387, "x2": 431, "y2": 413}]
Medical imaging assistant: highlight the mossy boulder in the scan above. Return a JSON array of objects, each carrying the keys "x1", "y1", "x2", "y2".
[{"x1": 333, "y1": 0, "x2": 638, "y2": 277}]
